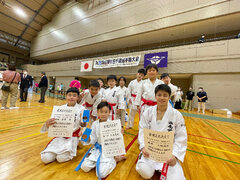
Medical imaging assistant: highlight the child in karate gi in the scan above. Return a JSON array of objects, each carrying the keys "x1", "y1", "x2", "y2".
[
  {"x1": 116, "y1": 76, "x2": 130, "y2": 128},
  {"x1": 126, "y1": 68, "x2": 146, "y2": 129},
  {"x1": 136, "y1": 84, "x2": 187, "y2": 180},
  {"x1": 40, "y1": 87, "x2": 86, "y2": 164},
  {"x1": 81, "y1": 102, "x2": 126, "y2": 179},
  {"x1": 102, "y1": 75, "x2": 125, "y2": 120},
  {"x1": 97, "y1": 78, "x2": 105, "y2": 97},
  {"x1": 80, "y1": 80, "x2": 102, "y2": 126},
  {"x1": 135, "y1": 64, "x2": 164, "y2": 115}
]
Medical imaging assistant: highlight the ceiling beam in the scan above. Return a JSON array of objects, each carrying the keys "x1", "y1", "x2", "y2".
[
  {"x1": 49, "y1": 0, "x2": 59, "y2": 8},
  {"x1": 14, "y1": 0, "x2": 51, "y2": 47},
  {"x1": 16, "y1": 0, "x2": 51, "y2": 22},
  {"x1": 0, "y1": 11, "x2": 39, "y2": 32}
]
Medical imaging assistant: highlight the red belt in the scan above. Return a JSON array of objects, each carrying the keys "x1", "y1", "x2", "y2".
[
  {"x1": 141, "y1": 97, "x2": 157, "y2": 106},
  {"x1": 108, "y1": 102, "x2": 116, "y2": 120},
  {"x1": 131, "y1": 94, "x2": 136, "y2": 97},
  {"x1": 139, "y1": 98, "x2": 157, "y2": 120},
  {"x1": 84, "y1": 102, "x2": 93, "y2": 107}
]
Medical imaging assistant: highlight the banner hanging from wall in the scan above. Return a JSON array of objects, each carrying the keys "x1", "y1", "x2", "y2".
[
  {"x1": 144, "y1": 52, "x2": 168, "y2": 68},
  {"x1": 93, "y1": 55, "x2": 141, "y2": 69},
  {"x1": 81, "y1": 61, "x2": 93, "y2": 72}
]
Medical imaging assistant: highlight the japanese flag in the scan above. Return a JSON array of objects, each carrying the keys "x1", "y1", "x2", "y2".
[{"x1": 81, "y1": 61, "x2": 93, "y2": 72}]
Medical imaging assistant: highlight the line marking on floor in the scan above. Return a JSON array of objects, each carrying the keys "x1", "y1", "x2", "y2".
[
  {"x1": 187, "y1": 142, "x2": 240, "y2": 156},
  {"x1": 0, "y1": 132, "x2": 41, "y2": 146},
  {"x1": 187, "y1": 149, "x2": 240, "y2": 165},
  {"x1": 187, "y1": 133, "x2": 236, "y2": 145},
  {"x1": 203, "y1": 120, "x2": 240, "y2": 147}
]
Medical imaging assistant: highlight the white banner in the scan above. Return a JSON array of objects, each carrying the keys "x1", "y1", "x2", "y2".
[
  {"x1": 100, "y1": 120, "x2": 126, "y2": 158},
  {"x1": 93, "y1": 55, "x2": 141, "y2": 69},
  {"x1": 81, "y1": 61, "x2": 93, "y2": 72}
]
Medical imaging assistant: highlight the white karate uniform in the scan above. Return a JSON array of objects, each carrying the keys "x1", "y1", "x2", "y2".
[
  {"x1": 127, "y1": 79, "x2": 143, "y2": 128},
  {"x1": 40, "y1": 103, "x2": 85, "y2": 164},
  {"x1": 168, "y1": 83, "x2": 178, "y2": 98},
  {"x1": 136, "y1": 104, "x2": 187, "y2": 180},
  {"x1": 81, "y1": 119, "x2": 117, "y2": 179},
  {"x1": 135, "y1": 78, "x2": 164, "y2": 114},
  {"x1": 99, "y1": 88, "x2": 105, "y2": 98},
  {"x1": 116, "y1": 86, "x2": 130, "y2": 126},
  {"x1": 80, "y1": 89, "x2": 102, "y2": 126},
  {"x1": 102, "y1": 86, "x2": 125, "y2": 120}
]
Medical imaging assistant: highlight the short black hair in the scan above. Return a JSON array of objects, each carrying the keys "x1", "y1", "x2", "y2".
[
  {"x1": 97, "y1": 101, "x2": 111, "y2": 111},
  {"x1": 118, "y1": 76, "x2": 126, "y2": 83},
  {"x1": 160, "y1": 73, "x2": 169, "y2": 79},
  {"x1": 97, "y1": 78, "x2": 104, "y2": 83},
  {"x1": 41, "y1": 72, "x2": 46, "y2": 75},
  {"x1": 138, "y1": 68, "x2": 146, "y2": 76},
  {"x1": 155, "y1": 84, "x2": 171, "y2": 96},
  {"x1": 88, "y1": 80, "x2": 100, "y2": 88},
  {"x1": 107, "y1": 75, "x2": 117, "y2": 82},
  {"x1": 75, "y1": 77, "x2": 79, "y2": 80},
  {"x1": 8, "y1": 64, "x2": 16, "y2": 71},
  {"x1": 199, "y1": 87, "x2": 203, "y2": 89},
  {"x1": 66, "y1": 87, "x2": 80, "y2": 95},
  {"x1": 146, "y1": 64, "x2": 158, "y2": 72}
]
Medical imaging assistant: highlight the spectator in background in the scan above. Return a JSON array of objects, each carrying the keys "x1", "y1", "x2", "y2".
[
  {"x1": 38, "y1": 72, "x2": 48, "y2": 103},
  {"x1": 174, "y1": 87, "x2": 183, "y2": 109},
  {"x1": 184, "y1": 87, "x2": 195, "y2": 111},
  {"x1": 199, "y1": 35, "x2": 205, "y2": 43},
  {"x1": 197, "y1": 87, "x2": 207, "y2": 114},
  {"x1": 20, "y1": 70, "x2": 33, "y2": 102},
  {"x1": 237, "y1": 32, "x2": 240, "y2": 38},
  {"x1": 35, "y1": 82, "x2": 39, "y2": 93},
  {"x1": 60, "y1": 83, "x2": 64, "y2": 93},
  {"x1": 69, "y1": 77, "x2": 81, "y2": 91},
  {"x1": 0, "y1": 71, "x2": 3, "y2": 102},
  {"x1": 1, "y1": 64, "x2": 21, "y2": 110}
]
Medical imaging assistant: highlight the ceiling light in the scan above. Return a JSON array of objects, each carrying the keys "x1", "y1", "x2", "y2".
[{"x1": 14, "y1": 7, "x2": 27, "y2": 18}]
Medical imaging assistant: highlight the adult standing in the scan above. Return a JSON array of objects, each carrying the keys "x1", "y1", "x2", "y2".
[
  {"x1": 197, "y1": 87, "x2": 207, "y2": 114},
  {"x1": 1, "y1": 64, "x2": 21, "y2": 110},
  {"x1": 184, "y1": 87, "x2": 195, "y2": 111},
  {"x1": 38, "y1": 72, "x2": 48, "y2": 103},
  {"x1": 20, "y1": 70, "x2": 33, "y2": 102}
]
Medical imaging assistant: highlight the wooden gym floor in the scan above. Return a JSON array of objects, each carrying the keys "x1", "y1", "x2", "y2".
[{"x1": 0, "y1": 94, "x2": 239, "y2": 180}]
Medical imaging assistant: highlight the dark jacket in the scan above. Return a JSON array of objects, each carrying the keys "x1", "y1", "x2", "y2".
[
  {"x1": 20, "y1": 74, "x2": 33, "y2": 89},
  {"x1": 39, "y1": 75, "x2": 48, "y2": 88}
]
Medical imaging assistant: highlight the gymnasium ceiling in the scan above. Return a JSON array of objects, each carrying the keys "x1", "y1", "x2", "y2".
[{"x1": 0, "y1": 0, "x2": 70, "y2": 50}]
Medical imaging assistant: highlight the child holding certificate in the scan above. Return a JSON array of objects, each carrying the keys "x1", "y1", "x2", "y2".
[
  {"x1": 80, "y1": 102, "x2": 126, "y2": 179},
  {"x1": 136, "y1": 84, "x2": 187, "y2": 180},
  {"x1": 40, "y1": 87, "x2": 86, "y2": 164}
]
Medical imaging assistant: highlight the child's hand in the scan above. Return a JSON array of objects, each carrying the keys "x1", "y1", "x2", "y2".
[
  {"x1": 116, "y1": 109, "x2": 121, "y2": 115},
  {"x1": 142, "y1": 147, "x2": 149, "y2": 158},
  {"x1": 137, "y1": 106, "x2": 140, "y2": 111},
  {"x1": 166, "y1": 155, "x2": 177, "y2": 166},
  {"x1": 91, "y1": 115, "x2": 97, "y2": 121},
  {"x1": 80, "y1": 122, "x2": 87, "y2": 127},
  {"x1": 46, "y1": 118, "x2": 56, "y2": 128},
  {"x1": 121, "y1": 127, "x2": 124, "y2": 134},
  {"x1": 129, "y1": 99, "x2": 132, "y2": 104},
  {"x1": 79, "y1": 128, "x2": 84, "y2": 137}
]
